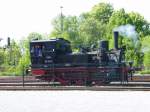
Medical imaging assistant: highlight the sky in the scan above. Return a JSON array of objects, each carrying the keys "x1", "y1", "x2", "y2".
[{"x1": 0, "y1": 0, "x2": 150, "y2": 45}]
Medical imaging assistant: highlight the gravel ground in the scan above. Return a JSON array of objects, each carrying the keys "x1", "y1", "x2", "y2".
[{"x1": 0, "y1": 91, "x2": 150, "y2": 112}]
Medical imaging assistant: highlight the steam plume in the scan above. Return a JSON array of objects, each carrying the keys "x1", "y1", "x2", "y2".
[
  {"x1": 141, "y1": 47, "x2": 150, "y2": 53},
  {"x1": 114, "y1": 24, "x2": 139, "y2": 43}
]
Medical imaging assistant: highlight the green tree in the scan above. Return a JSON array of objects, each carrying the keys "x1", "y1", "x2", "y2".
[
  {"x1": 128, "y1": 12, "x2": 150, "y2": 37},
  {"x1": 51, "y1": 16, "x2": 82, "y2": 49},
  {"x1": 79, "y1": 3, "x2": 114, "y2": 46},
  {"x1": 79, "y1": 17, "x2": 107, "y2": 46},
  {"x1": 50, "y1": 3, "x2": 114, "y2": 49},
  {"x1": 108, "y1": 9, "x2": 131, "y2": 35},
  {"x1": 141, "y1": 36, "x2": 150, "y2": 70},
  {"x1": 27, "y1": 32, "x2": 43, "y2": 41},
  {"x1": 0, "y1": 49, "x2": 5, "y2": 65},
  {"x1": 90, "y1": 3, "x2": 114, "y2": 23}
]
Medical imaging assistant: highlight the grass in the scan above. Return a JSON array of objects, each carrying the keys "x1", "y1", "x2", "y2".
[
  {"x1": 0, "y1": 71, "x2": 20, "y2": 76},
  {"x1": 0, "y1": 66, "x2": 21, "y2": 76},
  {"x1": 139, "y1": 70, "x2": 150, "y2": 75}
]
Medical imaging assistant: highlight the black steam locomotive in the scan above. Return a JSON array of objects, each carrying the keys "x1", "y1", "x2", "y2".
[{"x1": 30, "y1": 32, "x2": 133, "y2": 85}]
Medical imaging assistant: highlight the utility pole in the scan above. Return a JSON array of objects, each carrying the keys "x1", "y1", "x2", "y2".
[
  {"x1": 7, "y1": 37, "x2": 12, "y2": 65},
  {"x1": 0, "y1": 38, "x2": 2, "y2": 49},
  {"x1": 60, "y1": 6, "x2": 63, "y2": 34},
  {"x1": 0, "y1": 38, "x2": 2, "y2": 42}
]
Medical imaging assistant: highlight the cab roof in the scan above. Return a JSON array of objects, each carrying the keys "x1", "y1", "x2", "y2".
[{"x1": 30, "y1": 38, "x2": 70, "y2": 43}]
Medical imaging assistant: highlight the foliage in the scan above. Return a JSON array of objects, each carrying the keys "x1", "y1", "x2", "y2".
[
  {"x1": 128, "y1": 12, "x2": 150, "y2": 37},
  {"x1": 50, "y1": 16, "x2": 82, "y2": 49},
  {"x1": 141, "y1": 36, "x2": 150, "y2": 70},
  {"x1": 90, "y1": 3, "x2": 114, "y2": 23},
  {"x1": 79, "y1": 17, "x2": 107, "y2": 46}
]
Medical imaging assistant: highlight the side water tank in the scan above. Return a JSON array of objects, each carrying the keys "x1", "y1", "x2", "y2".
[{"x1": 99, "y1": 40, "x2": 109, "y2": 51}]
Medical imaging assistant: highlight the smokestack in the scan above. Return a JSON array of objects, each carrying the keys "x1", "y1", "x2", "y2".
[{"x1": 114, "y1": 31, "x2": 119, "y2": 49}]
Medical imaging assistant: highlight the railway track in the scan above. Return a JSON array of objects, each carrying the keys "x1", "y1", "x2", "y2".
[
  {"x1": 0, "y1": 76, "x2": 39, "y2": 83},
  {"x1": 0, "y1": 81, "x2": 150, "y2": 91},
  {"x1": 1, "y1": 85, "x2": 150, "y2": 91},
  {"x1": 0, "y1": 75, "x2": 150, "y2": 91},
  {"x1": 0, "y1": 75, "x2": 150, "y2": 83}
]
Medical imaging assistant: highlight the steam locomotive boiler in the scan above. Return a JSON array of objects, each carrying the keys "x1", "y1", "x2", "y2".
[{"x1": 30, "y1": 31, "x2": 132, "y2": 85}]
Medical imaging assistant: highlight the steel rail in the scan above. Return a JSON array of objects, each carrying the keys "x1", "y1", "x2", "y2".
[{"x1": 1, "y1": 86, "x2": 150, "y2": 91}]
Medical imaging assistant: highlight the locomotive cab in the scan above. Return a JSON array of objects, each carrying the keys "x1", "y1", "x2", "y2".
[{"x1": 30, "y1": 38, "x2": 72, "y2": 67}]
